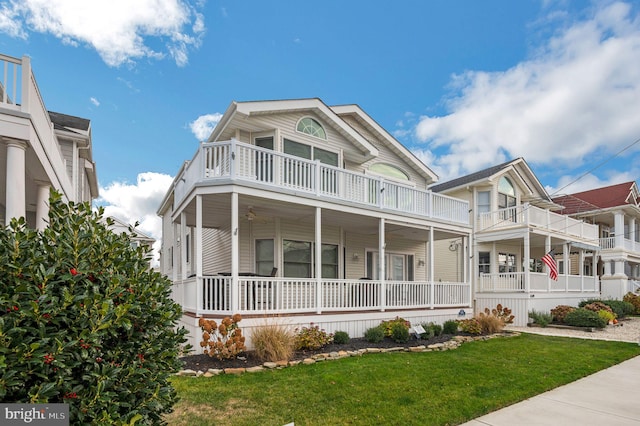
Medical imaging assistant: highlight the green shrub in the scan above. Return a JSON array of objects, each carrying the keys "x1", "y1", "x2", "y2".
[
  {"x1": 601, "y1": 300, "x2": 635, "y2": 318},
  {"x1": 578, "y1": 298, "x2": 601, "y2": 308},
  {"x1": 294, "y1": 324, "x2": 333, "y2": 350},
  {"x1": 442, "y1": 320, "x2": 459, "y2": 334},
  {"x1": 419, "y1": 323, "x2": 435, "y2": 340},
  {"x1": 333, "y1": 331, "x2": 350, "y2": 345},
  {"x1": 583, "y1": 301, "x2": 614, "y2": 316},
  {"x1": 623, "y1": 292, "x2": 640, "y2": 314},
  {"x1": 597, "y1": 310, "x2": 616, "y2": 324},
  {"x1": 364, "y1": 326, "x2": 385, "y2": 343},
  {"x1": 250, "y1": 322, "x2": 294, "y2": 362},
  {"x1": 550, "y1": 305, "x2": 576, "y2": 323},
  {"x1": 380, "y1": 316, "x2": 411, "y2": 337},
  {"x1": 458, "y1": 318, "x2": 482, "y2": 335},
  {"x1": 429, "y1": 323, "x2": 443, "y2": 336},
  {"x1": 0, "y1": 191, "x2": 188, "y2": 424},
  {"x1": 390, "y1": 322, "x2": 410, "y2": 343},
  {"x1": 564, "y1": 308, "x2": 607, "y2": 328},
  {"x1": 528, "y1": 309, "x2": 552, "y2": 327}
]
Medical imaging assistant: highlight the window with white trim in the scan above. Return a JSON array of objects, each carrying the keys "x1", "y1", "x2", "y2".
[{"x1": 296, "y1": 117, "x2": 326, "y2": 139}]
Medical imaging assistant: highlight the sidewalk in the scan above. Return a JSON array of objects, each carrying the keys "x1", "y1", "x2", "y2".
[{"x1": 461, "y1": 354, "x2": 640, "y2": 425}]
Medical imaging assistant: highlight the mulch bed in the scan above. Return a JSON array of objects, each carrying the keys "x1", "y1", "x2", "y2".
[{"x1": 179, "y1": 334, "x2": 456, "y2": 371}]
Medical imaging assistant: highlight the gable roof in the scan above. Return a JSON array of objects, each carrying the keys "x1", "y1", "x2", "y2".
[
  {"x1": 49, "y1": 111, "x2": 91, "y2": 134},
  {"x1": 330, "y1": 104, "x2": 438, "y2": 183},
  {"x1": 208, "y1": 98, "x2": 379, "y2": 161},
  {"x1": 553, "y1": 181, "x2": 640, "y2": 214},
  {"x1": 430, "y1": 157, "x2": 556, "y2": 208}
]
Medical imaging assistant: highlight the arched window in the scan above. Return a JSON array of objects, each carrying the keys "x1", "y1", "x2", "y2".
[
  {"x1": 369, "y1": 163, "x2": 409, "y2": 181},
  {"x1": 498, "y1": 176, "x2": 516, "y2": 209},
  {"x1": 296, "y1": 117, "x2": 326, "y2": 140}
]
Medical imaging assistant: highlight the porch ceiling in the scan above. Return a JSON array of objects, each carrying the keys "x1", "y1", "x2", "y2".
[{"x1": 179, "y1": 193, "x2": 462, "y2": 241}]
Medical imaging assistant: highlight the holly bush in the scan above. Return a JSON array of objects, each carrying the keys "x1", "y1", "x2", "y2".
[{"x1": 0, "y1": 191, "x2": 188, "y2": 425}]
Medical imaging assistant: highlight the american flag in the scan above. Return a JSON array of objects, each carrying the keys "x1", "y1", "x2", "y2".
[{"x1": 541, "y1": 250, "x2": 558, "y2": 281}]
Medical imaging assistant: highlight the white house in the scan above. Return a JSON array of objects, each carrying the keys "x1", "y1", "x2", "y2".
[
  {"x1": 431, "y1": 158, "x2": 601, "y2": 325},
  {"x1": 553, "y1": 181, "x2": 640, "y2": 299},
  {"x1": 0, "y1": 53, "x2": 98, "y2": 227},
  {"x1": 158, "y1": 98, "x2": 473, "y2": 350}
]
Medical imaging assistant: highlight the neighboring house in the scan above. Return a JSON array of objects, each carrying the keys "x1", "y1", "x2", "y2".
[
  {"x1": 431, "y1": 158, "x2": 601, "y2": 326},
  {"x1": 0, "y1": 53, "x2": 98, "y2": 228},
  {"x1": 158, "y1": 98, "x2": 473, "y2": 350},
  {"x1": 106, "y1": 215, "x2": 155, "y2": 251},
  {"x1": 553, "y1": 182, "x2": 640, "y2": 299}
]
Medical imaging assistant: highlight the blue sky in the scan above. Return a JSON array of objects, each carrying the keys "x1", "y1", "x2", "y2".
[{"x1": 1, "y1": 0, "x2": 640, "y2": 251}]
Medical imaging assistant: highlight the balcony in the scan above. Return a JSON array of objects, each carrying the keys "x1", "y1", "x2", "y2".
[
  {"x1": 174, "y1": 140, "x2": 470, "y2": 226},
  {"x1": 600, "y1": 236, "x2": 640, "y2": 253},
  {"x1": 478, "y1": 204, "x2": 598, "y2": 241},
  {"x1": 0, "y1": 54, "x2": 73, "y2": 199},
  {"x1": 172, "y1": 276, "x2": 471, "y2": 316},
  {"x1": 478, "y1": 272, "x2": 598, "y2": 293}
]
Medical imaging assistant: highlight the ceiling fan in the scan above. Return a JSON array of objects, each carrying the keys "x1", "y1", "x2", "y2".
[{"x1": 244, "y1": 207, "x2": 269, "y2": 223}]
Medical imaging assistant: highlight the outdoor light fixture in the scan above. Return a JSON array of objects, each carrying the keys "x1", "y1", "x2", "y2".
[
  {"x1": 458, "y1": 309, "x2": 466, "y2": 317},
  {"x1": 418, "y1": 259, "x2": 425, "y2": 266},
  {"x1": 352, "y1": 253, "x2": 359, "y2": 261}
]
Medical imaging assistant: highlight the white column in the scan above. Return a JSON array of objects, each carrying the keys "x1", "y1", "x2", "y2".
[
  {"x1": 231, "y1": 192, "x2": 239, "y2": 312},
  {"x1": 614, "y1": 212, "x2": 625, "y2": 249},
  {"x1": 196, "y1": 195, "x2": 203, "y2": 279},
  {"x1": 429, "y1": 227, "x2": 435, "y2": 309},
  {"x1": 35, "y1": 182, "x2": 50, "y2": 230},
  {"x1": 379, "y1": 218, "x2": 385, "y2": 311},
  {"x1": 5, "y1": 140, "x2": 27, "y2": 222},
  {"x1": 315, "y1": 207, "x2": 322, "y2": 314},
  {"x1": 603, "y1": 260, "x2": 612, "y2": 276},
  {"x1": 545, "y1": 237, "x2": 552, "y2": 292},
  {"x1": 524, "y1": 231, "x2": 530, "y2": 292},
  {"x1": 579, "y1": 250, "x2": 585, "y2": 291},
  {"x1": 563, "y1": 243, "x2": 569, "y2": 291},
  {"x1": 180, "y1": 213, "x2": 187, "y2": 280}
]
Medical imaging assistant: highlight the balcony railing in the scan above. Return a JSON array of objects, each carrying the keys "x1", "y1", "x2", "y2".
[
  {"x1": 173, "y1": 276, "x2": 471, "y2": 315},
  {"x1": 478, "y1": 272, "x2": 599, "y2": 293},
  {"x1": 174, "y1": 140, "x2": 470, "y2": 225},
  {"x1": 477, "y1": 204, "x2": 598, "y2": 241},
  {"x1": 600, "y1": 236, "x2": 640, "y2": 253}
]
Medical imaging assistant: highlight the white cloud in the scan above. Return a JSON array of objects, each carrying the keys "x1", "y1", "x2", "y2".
[
  {"x1": 414, "y1": 2, "x2": 640, "y2": 182},
  {"x1": 189, "y1": 113, "x2": 223, "y2": 140},
  {"x1": 0, "y1": 0, "x2": 205, "y2": 67},
  {"x1": 97, "y1": 172, "x2": 174, "y2": 265},
  {"x1": 90, "y1": 97, "x2": 100, "y2": 107}
]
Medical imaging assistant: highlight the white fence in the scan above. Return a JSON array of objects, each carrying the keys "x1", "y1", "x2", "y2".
[{"x1": 478, "y1": 272, "x2": 599, "y2": 293}]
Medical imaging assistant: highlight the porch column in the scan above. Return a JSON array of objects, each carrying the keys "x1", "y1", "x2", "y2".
[
  {"x1": 5, "y1": 140, "x2": 27, "y2": 222},
  {"x1": 429, "y1": 226, "x2": 435, "y2": 309},
  {"x1": 545, "y1": 237, "x2": 552, "y2": 292},
  {"x1": 524, "y1": 231, "x2": 530, "y2": 292},
  {"x1": 315, "y1": 207, "x2": 322, "y2": 314},
  {"x1": 614, "y1": 212, "x2": 625, "y2": 249},
  {"x1": 614, "y1": 259, "x2": 626, "y2": 278},
  {"x1": 172, "y1": 222, "x2": 178, "y2": 283},
  {"x1": 379, "y1": 218, "x2": 386, "y2": 311},
  {"x1": 35, "y1": 181, "x2": 50, "y2": 230},
  {"x1": 630, "y1": 218, "x2": 636, "y2": 250},
  {"x1": 463, "y1": 235, "x2": 471, "y2": 307},
  {"x1": 196, "y1": 195, "x2": 203, "y2": 279},
  {"x1": 603, "y1": 260, "x2": 612, "y2": 276},
  {"x1": 180, "y1": 212, "x2": 187, "y2": 280},
  {"x1": 579, "y1": 249, "x2": 585, "y2": 292},
  {"x1": 563, "y1": 243, "x2": 569, "y2": 291},
  {"x1": 231, "y1": 192, "x2": 239, "y2": 312}
]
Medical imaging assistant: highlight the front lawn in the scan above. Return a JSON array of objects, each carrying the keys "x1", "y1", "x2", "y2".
[{"x1": 167, "y1": 333, "x2": 640, "y2": 425}]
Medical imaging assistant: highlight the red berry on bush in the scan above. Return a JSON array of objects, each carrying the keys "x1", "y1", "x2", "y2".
[{"x1": 70, "y1": 268, "x2": 78, "y2": 276}]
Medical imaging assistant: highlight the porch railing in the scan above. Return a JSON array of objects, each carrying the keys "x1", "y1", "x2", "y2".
[
  {"x1": 478, "y1": 272, "x2": 599, "y2": 293},
  {"x1": 600, "y1": 236, "x2": 640, "y2": 252},
  {"x1": 175, "y1": 276, "x2": 471, "y2": 315},
  {"x1": 477, "y1": 204, "x2": 598, "y2": 241},
  {"x1": 173, "y1": 140, "x2": 469, "y2": 225}
]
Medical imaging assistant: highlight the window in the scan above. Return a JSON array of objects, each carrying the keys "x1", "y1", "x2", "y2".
[
  {"x1": 369, "y1": 163, "x2": 409, "y2": 181},
  {"x1": 283, "y1": 139, "x2": 338, "y2": 165},
  {"x1": 498, "y1": 177, "x2": 516, "y2": 221},
  {"x1": 477, "y1": 191, "x2": 491, "y2": 214},
  {"x1": 479, "y1": 251, "x2": 490, "y2": 274},
  {"x1": 185, "y1": 234, "x2": 190, "y2": 263},
  {"x1": 283, "y1": 240, "x2": 338, "y2": 278},
  {"x1": 296, "y1": 117, "x2": 326, "y2": 139},
  {"x1": 498, "y1": 252, "x2": 516, "y2": 273},
  {"x1": 366, "y1": 251, "x2": 414, "y2": 281},
  {"x1": 255, "y1": 239, "x2": 275, "y2": 276},
  {"x1": 283, "y1": 139, "x2": 339, "y2": 191}
]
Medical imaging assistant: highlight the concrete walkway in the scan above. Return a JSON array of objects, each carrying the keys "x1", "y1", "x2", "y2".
[{"x1": 461, "y1": 354, "x2": 640, "y2": 425}]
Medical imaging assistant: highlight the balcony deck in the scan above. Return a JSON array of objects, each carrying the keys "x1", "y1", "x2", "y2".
[
  {"x1": 477, "y1": 204, "x2": 598, "y2": 242},
  {"x1": 174, "y1": 140, "x2": 470, "y2": 226},
  {"x1": 173, "y1": 276, "x2": 471, "y2": 316}
]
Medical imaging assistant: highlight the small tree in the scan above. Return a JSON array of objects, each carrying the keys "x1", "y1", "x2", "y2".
[{"x1": 0, "y1": 191, "x2": 188, "y2": 424}]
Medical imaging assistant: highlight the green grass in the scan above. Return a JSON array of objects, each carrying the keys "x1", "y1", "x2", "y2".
[{"x1": 167, "y1": 334, "x2": 640, "y2": 425}]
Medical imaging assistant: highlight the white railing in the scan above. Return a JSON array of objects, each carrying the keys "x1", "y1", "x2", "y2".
[
  {"x1": 629, "y1": 280, "x2": 640, "y2": 294},
  {"x1": 599, "y1": 237, "x2": 640, "y2": 253},
  {"x1": 478, "y1": 204, "x2": 598, "y2": 241},
  {"x1": 174, "y1": 140, "x2": 469, "y2": 225},
  {"x1": 185, "y1": 276, "x2": 471, "y2": 315},
  {"x1": 479, "y1": 272, "x2": 599, "y2": 293}
]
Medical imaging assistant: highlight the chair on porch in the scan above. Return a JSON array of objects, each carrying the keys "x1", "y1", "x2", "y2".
[{"x1": 270, "y1": 267, "x2": 278, "y2": 277}]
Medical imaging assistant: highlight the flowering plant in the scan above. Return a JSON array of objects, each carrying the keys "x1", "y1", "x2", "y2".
[
  {"x1": 199, "y1": 314, "x2": 246, "y2": 360},
  {"x1": 294, "y1": 323, "x2": 333, "y2": 350}
]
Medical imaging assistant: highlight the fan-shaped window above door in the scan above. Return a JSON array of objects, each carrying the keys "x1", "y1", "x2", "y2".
[{"x1": 369, "y1": 163, "x2": 409, "y2": 181}]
